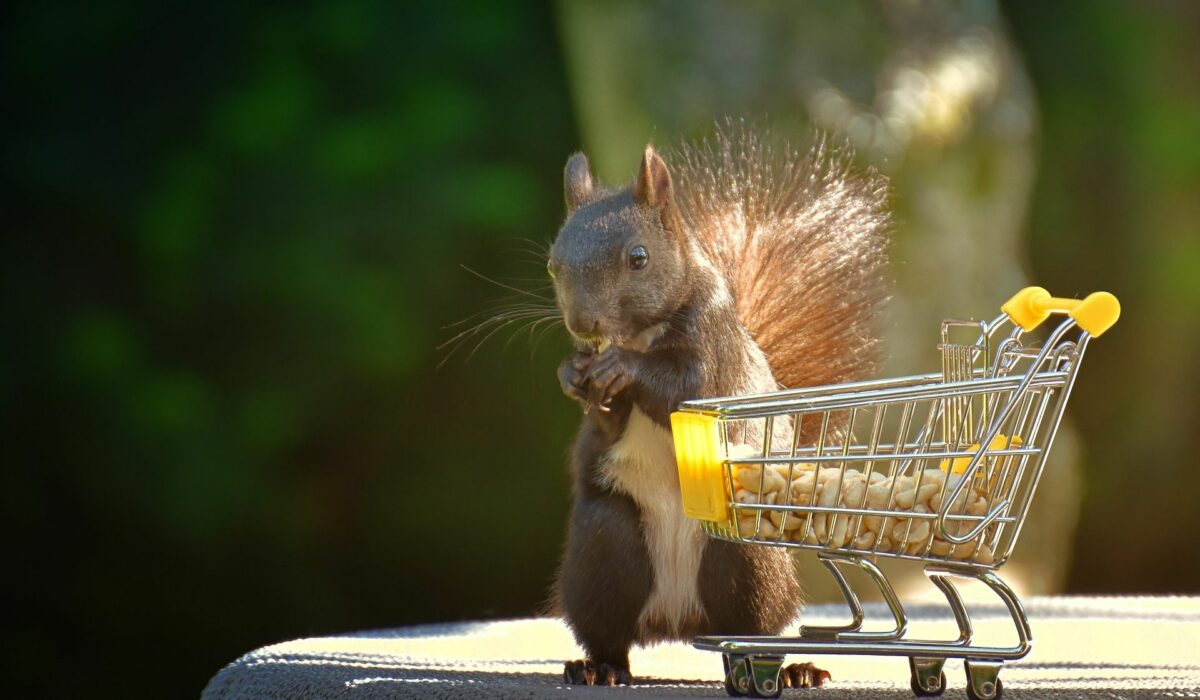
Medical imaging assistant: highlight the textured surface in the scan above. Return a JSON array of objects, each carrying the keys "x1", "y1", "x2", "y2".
[{"x1": 202, "y1": 596, "x2": 1200, "y2": 698}]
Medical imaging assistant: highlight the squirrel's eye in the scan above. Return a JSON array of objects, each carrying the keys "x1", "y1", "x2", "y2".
[
  {"x1": 547, "y1": 259, "x2": 556, "y2": 280},
  {"x1": 629, "y1": 245, "x2": 649, "y2": 270}
]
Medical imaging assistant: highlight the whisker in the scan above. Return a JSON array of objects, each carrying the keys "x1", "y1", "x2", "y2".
[
  {"x1": 437, "y1": 312, "x2": 551, "y2": 369},
  {"x1": 508, "y1": 236, "x2": 552, "y2": 256},
  {"x1": 439, "y1": 316, "x2": 547, "y2": 361},
  {"x1": 482, "y1": 277, "x2": 554, "y2": 286},
  {"x1": 530, "y1": 318, "x2": 566, "y2": 357},
  {"x1": 460, "y1": 264, "x2": 554, "y2": 301},
  {"x1": 497, "y1": 242, "x2": 550, "y2": 256},
  {"x1": 464, "y1": 312, "x2": 556, "y2": 363},
  {"x1": 496, "y1": 249, "x2": 551, "y2": 266},
  {"x1": 501, "y1": 255, "x2": 556, "y2": 269},
  {"x1": 438, "y1": 246, "x2": 565, "y2": 367},
  {"x1": 519, "y1": 313, "x2": 561, "y2": 349},
  {"x1": 439, "y1": 309, "x2": 553, "y2": 350},
  {"x1": 503, "y1": 314, "x2": 559, "y2": 354},
  {"x1": 442, "y1": 302, "x2": 558, "y2": 330}
]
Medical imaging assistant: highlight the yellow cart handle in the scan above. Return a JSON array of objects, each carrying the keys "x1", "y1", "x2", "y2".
[{"x1": 1001, "y1": 286, "x2": 1120, "y2": 337}]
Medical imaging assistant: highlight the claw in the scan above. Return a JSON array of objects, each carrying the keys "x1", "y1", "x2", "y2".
[
  {"x1": 560, "y1": 352, "x2": 597, "y2": 409},
  {"x1": 563, "y1": 659, "x2": 631, "y2": 686},
  {"x1": 780, "y1": 661, "x2": 832, "y2": 688}
]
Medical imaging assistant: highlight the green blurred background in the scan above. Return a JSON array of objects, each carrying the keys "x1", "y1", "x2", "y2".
[{"x1": 4, "y1": 1, "x2": 1198, "y2": 697}]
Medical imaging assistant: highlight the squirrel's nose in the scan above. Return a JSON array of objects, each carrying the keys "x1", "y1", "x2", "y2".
[{"x1": 567, "y1": 313, "x2": 601, "y2": 338}]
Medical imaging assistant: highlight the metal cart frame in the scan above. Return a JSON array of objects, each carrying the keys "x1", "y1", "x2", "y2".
[{"x1": 670, "y1": 288, "x2": 1119, "y2": 699}]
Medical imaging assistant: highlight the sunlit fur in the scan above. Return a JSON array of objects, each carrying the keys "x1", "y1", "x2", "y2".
[{"x1": 671, "y1": 122, "x2": 892, "y2": 389}]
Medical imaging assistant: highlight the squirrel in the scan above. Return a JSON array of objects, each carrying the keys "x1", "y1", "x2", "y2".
[{"x1": 547, "y1": 125, "x2": 890, "y2": 687}]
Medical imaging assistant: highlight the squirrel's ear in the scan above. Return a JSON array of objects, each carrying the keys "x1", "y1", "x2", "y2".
[
  {"x1": 634, "y1": 145, "x2": 673, "y2": 209},
  {"x1": 564, "y1": 152, "x2": 594, "y2": 212},
  {"x1": 635, "y1": 145, "x2": 682, "y2": 234}
]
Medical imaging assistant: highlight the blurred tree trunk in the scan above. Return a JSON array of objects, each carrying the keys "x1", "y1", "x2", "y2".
[{"x1": 557, "y1": 0, "x2": 1081, "y2": 599}]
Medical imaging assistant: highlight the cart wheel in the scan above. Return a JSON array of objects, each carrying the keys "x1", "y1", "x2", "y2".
[
  {"x1": 744, "y1": 655, "x2": 784, "y2": 699},
  {"x1": 964, "y1": 660, "x2": 1004, "y2": 700},
  {"x1": 966, "y1": 677, "x2": 1002, "y2": 700},
  {"x1": 723, "y1": 654, "x2": 748, "y2": 697},
  {"x1": 908, "y1": 657, "x2": 947, "y2": 696},
  {"x1": 910, "y1": 672, "x2": 947, "y2": 697},
  {"x1": 965, "y1": 677, "x2": 1002, "y2": 700}
]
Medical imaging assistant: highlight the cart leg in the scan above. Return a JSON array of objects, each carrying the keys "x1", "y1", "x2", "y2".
[
  {"x1": 908, "y1": 657, "x2": 947, "y2": 696},
  {"x1": 799, "y1": 554, "x2": 864, "y2": 637},
  {"x1": 964, "y1": 659, "x2": 1004, "y2": 700},
  {"x1": 801, "y1": 553, "x2": 907, "y2": 641},
  {"x1": 926, "y1": 566, "x2": 1032, "y2": 659},
  {"x1": 927, "y1": 572, "x2": 973, "y2": 644}
]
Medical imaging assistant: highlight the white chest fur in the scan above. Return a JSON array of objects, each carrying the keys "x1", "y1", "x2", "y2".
[{"x1": 600, "y1": 407, "x2": 704, "y2": 637}]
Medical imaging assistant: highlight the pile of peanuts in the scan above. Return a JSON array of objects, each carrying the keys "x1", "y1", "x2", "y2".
[{"x1": 727, "y1": 445, "x2": 995, "y2": 564}]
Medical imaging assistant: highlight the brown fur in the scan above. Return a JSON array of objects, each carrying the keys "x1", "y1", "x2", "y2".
[{"x1": 670, "y1": 123, "x2": 892, "y2": 390}]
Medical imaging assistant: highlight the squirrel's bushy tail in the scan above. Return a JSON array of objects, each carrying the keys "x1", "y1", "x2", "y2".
[{"x1": 672, "y1": 124, "x2": 891, "y2": 389}]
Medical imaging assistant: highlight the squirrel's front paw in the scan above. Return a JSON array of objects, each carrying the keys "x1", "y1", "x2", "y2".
[
  {"x1": 584, "y1": 348, "x2": 637, "y2": 407},
  {"x1": 558, "y1": 353, "x2": 594, "y2": 406}
]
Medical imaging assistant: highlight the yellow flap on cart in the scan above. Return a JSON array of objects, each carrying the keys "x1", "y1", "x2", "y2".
[
  {"x1": 940, "y1": 434, "x2": 1022, "y2": 474},
  {"x1": 670, "y1": 411, "x2": 730, "y2": 525}
]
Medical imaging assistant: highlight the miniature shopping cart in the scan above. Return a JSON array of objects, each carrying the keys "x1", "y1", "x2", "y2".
[{"x1": 670, "y1": 287, "x2": 1119, "y2": 699}]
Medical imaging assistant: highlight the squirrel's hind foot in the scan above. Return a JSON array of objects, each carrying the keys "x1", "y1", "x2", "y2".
[
  {"x1": 780, "y1": 661, "x2": 832, "y2": 688},
  {"x1": 563, "y1": 659, "x2": 633, "y2": 686}
]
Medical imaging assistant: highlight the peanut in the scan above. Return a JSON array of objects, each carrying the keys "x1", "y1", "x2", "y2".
[{"x1": 734, "y1": 464, "x2": 786, "y2": 495}]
